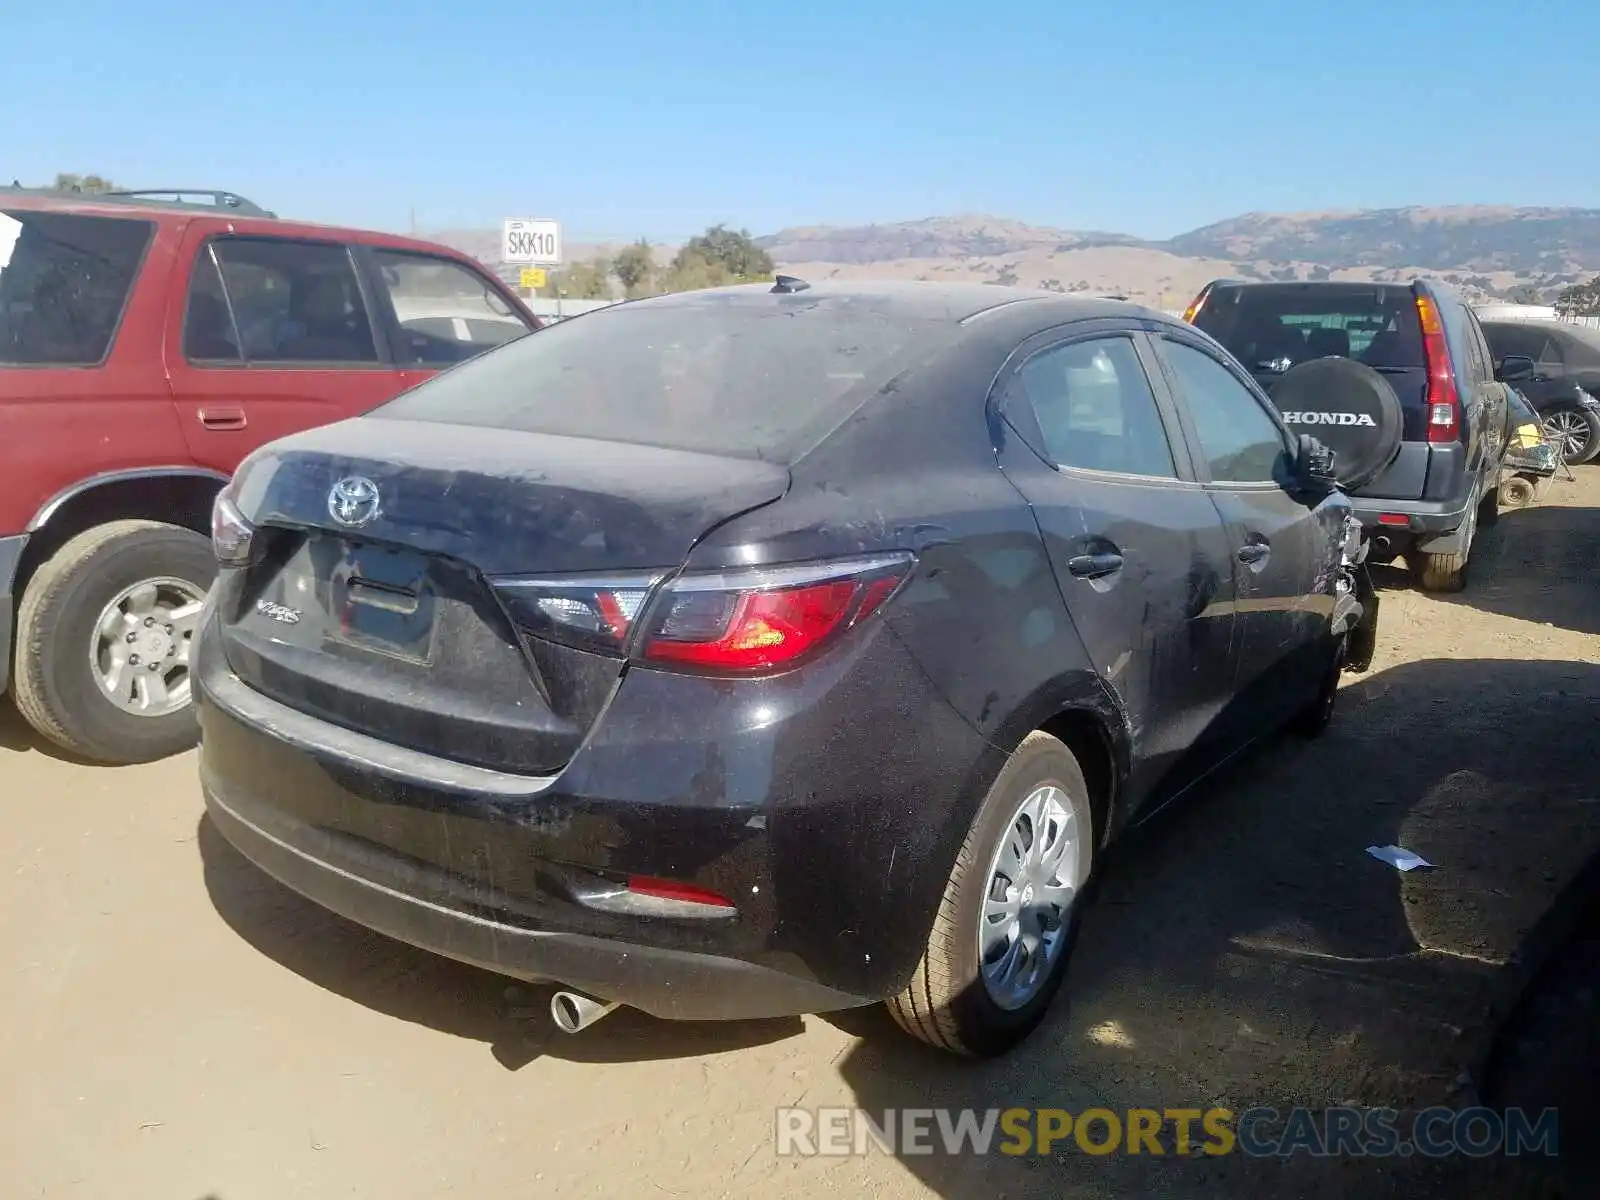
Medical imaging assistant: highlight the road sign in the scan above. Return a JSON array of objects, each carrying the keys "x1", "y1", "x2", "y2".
[
  {"x1": 519, "y1": 267, "x2": 547, "y2": 290},
  {"x1": 502, "y1": 218, "x2": 562, "y2": 266}
]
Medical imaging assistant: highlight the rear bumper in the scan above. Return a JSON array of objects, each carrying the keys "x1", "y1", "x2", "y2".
[
  {"x1": 194, "y1": 608, "x2": 995, "y2": 1019},
  {"x1": 1349, "y1": 496, "x2": 1469, "y2": 534},
  {"x1": 203, "y1": 779, "x2": 869, "y2": 1020},
  {"x1": 0, "y1": 533, "x2": 26, "y2": 695}
]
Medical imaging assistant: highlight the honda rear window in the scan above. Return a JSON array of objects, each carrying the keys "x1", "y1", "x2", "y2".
[
  {"x1": 1193, "y1": 285, "x2": 1425, "y2": 373},
  {"x1": 371, "y1": 291, "x2": 947, "y2": 461},
  {"x1": 0, "y1": 209, "x2": 153, "y2": 366}
]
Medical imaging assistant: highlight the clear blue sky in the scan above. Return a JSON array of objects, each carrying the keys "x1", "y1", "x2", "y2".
[{"x1": 7, "y1": 0, "x2": 1598, "y2": 241}]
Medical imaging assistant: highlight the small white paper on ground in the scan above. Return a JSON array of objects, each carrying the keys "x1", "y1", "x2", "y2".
[{"x1": 1367, "y1": 844, "x2": 1433, "y2": 872}]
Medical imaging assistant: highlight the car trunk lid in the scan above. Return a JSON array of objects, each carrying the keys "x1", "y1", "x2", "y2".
[{"x1": 218, "y1": 416, "x2": 790, "y2": 774}]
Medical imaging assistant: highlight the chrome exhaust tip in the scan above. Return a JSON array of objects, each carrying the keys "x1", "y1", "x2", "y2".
[{"x1": 550, "y1": 990, "x2": 620, "y2": 1034}]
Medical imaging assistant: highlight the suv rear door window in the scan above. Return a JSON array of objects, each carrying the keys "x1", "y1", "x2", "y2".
[
  {"x1": 368, "y1": 250, "x2": 533, "y2": 367},
  {"x1": 0, "y1": 209, "x2": 153, "y2": 366},
  {"x1": 209, "y1": 238, "x2": 379, "y2": 365},
  {"x1": 1194, "y1": 285, "x2": 1425, "y2": 372}
]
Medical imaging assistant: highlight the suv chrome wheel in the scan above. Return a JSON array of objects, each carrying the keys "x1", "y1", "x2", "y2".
[{"x1": 89, "y1": 577, "x2": 205, "y2": 716}]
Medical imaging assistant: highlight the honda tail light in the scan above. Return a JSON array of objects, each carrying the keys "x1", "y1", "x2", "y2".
[
  {"x1": 1415, "y1": 294, "x2": 1461, "y2": 444},
  {"x1": 494, "y1": 573, "x2": 661, "y2": 655},
  {"x1": 639, "y1": 553, "x2": 914, "y2": 673},
  {"x1": 211, "y1": 491, "x2": 255, "y2": 567}
]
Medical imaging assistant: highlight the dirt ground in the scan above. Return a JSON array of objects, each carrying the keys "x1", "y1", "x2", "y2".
[{"x1": 3, "y1": 470, "x2": 1598, "y2": 1200}]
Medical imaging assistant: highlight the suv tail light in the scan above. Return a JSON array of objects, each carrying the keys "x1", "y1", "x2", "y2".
[
  {"x1": 1416, "y1": 293, "x2": 1461, "y2": 444},
  {"x1": 211, "y1": 491, "x2": 255, "y2": 567},
  {"x1": 1181, "y1": 284, "x2": 1212, "y2": 324},
  {"x1": 641, "y1": 553, "x2": 913, "y2": 673}
]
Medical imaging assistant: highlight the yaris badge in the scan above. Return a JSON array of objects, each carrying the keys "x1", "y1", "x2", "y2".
[{"x1": 328, "y1": 476, "x2": 381, "y2": 527}]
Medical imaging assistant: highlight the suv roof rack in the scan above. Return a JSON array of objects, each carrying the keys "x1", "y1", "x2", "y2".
[
  {"x1": 0, "y1": 184, "x2": 276, "y2": 218},
  {"x1": 103, "y1": 189, "x2": 276, "y2": 217}
]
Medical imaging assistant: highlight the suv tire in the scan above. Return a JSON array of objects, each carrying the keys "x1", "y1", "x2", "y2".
[
  {"x1": 12, "y1": 521, "x2": 216, "y2": 764},
  {"x1": 888, "y1": 731, "x2": 1093, "y2": 1057},
  {"x1": 1416, "y1": 550, "x2": 1468, "y2": 593}
]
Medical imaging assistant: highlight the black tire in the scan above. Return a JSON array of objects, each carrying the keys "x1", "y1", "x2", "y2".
[
  {"x1": 1293, "y1": 634, "x2": 1346, "y2": 737},
  {"x1": 1414, "y1": 499, "x2": 1475, "y2": 594},
  {"x1": 1541, "y1": 404, "x2": 1600, "y2": 465},
  {"x1": 11, "y1": 521, "x2": 216, "y2": 764},
  {"x1": 888, "y1": 732, "x2": 1094, "y2": 1058},
  {"x1": 1268, "y1": 357, "x2": 1405, "y2": 490},
  {"x1": 1500, "y1": 475, "x2": 1537, "y2": 509},
  {"x1": 1416, "y1": 551, "x2": 1468, "y2": 593}
]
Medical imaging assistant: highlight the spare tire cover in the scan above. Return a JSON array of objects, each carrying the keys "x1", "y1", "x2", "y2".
[{"x1": 1267, "y1": 357, "x2": 1405, "y2": 490}]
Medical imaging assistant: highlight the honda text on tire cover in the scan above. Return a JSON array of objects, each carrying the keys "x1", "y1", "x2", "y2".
[{"x1": 195, "y1": 281, "x2": 1375, "y2": 1058}]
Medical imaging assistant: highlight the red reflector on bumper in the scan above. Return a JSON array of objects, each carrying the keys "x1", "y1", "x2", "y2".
[
  {"x1": 1377, "y1": 514, "x2": 1409, "y2": 527},
  {"x1": 626, "y1": 876, "x2": 735, "y2": 908}
]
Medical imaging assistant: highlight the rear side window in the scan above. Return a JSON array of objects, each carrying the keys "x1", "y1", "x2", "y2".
[
  {"x1": 1011, "y1": 336, "x2": 1177, "y2": 477},
  {"x1": 207, "y1": 238, "x2": 379, "y2": 365},
  {"x1": 372, "y1": 293, "x2": 946, "y2": 461},
  {"x1": 0, "y1": 209, "x2": 152, "y2": 366},
  {"x1": 1194, "y1": 285, "x2": 1425, "y2": 372},
  {"x1": 369, "y1": 250, "x2": 533, "y2": 368}
]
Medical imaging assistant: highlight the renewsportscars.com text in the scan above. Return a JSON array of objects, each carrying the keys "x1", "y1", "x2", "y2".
[{"x1": 775, "y1": 1106, "x2": 1559, "y2": 1159}]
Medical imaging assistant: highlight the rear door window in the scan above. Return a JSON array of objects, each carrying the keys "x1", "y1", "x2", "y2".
[
  {"x1": 367, "y1": 249, "x2": 534, "y2": 367},
  {"x1": 1194, "y1": 285, "x2": 1424, "y2": 372},
  {"x1": 208, "y1": 237, "x2": 380, "y2": 365},
  {"x1": 1009, "y1": 335, "x2": 1178, "y2": 477},
  {"x1": 0, "y1": 209, "x2": 153, "y2": 365}
]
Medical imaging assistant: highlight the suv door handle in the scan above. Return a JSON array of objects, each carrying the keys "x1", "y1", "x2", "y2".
[
  {"x1": 1237, "y1": 542, "x2": 1270, "y2": 565},
  {"x1": 198, "y1": 407, "x2": 248, "y2": 431},
  {"x1": 1067, "y1": 551, "x2": 1124, "y2": 579}
]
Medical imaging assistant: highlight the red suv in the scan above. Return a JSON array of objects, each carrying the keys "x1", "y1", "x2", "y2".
[{"x1": 0, "y1": 187, "x2": 541, "y2": 763}]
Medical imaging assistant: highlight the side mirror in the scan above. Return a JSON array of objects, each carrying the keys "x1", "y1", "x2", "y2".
[
  {"x1": 1296, "y1": 434, "x2": 1338, "y2": 492},
  {"x1": 1496, "y1": 354, "x2": 1536, "y2": 383}
]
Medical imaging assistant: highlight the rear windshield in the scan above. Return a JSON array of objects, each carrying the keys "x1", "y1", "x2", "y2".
[
  {"x1": 1194, "y1": 285, "x2": 1424, "y2": 372},
  {"x1": 372, "y1": 291, "x2": 947, "y2": 461},
  {"x1": 0, "y1": 209, "x2": 153, "y2": 365}
]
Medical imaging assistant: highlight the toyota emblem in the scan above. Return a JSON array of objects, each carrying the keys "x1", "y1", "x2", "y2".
[{"x1": 328, "y1": 476, "x2": 381, "y2": 527}]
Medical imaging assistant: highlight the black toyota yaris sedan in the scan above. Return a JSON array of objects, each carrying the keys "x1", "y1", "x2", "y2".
[{"x1": 196, "y1": 280, "x2": 1372, "y2": 1057}]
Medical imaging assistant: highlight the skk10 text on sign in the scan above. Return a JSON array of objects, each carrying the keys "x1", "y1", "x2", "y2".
[{"x1": 501, "y1": 218, "x2": 562, "y2": 266}]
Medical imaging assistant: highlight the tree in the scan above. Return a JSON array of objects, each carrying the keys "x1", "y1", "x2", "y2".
[
  {"x1": 612, "y1": 240, "x2": 655, "y2": 297},
  {"x1": 1554, "y1": 276, "x2": 1600, "y2": 318},
  {"x1": 1509, "y1": 285, "x2": 1543, "y2": 305},
  {"x1": 671, "y1": 224, "x2": 773, "y2": 281},
  {"x1": 661, "y1": 251, "x2": 726, "y2": 294},
  {"x1": 538, "y1": 256, "x2": 613, "y2": 300},
  {"x1": 52, "y1": 173, "x2": 116, "y2": 193}
]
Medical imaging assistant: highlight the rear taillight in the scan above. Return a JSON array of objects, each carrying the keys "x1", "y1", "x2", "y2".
[
  {"x1": 639, "y1": 553, "x2": 913, "y2": 674},
  {"x1": 495, "y1": 553, "x2": 913, "y2": 670},
  {"x1": 1181, "y1": 284, "x2": 1211, "y2": 324},
  {"x1": 494, "y1": 573, "x2": 661, "y2": 655},
  {"x1": 211, "y1": 492, "x2": 254, "y2": 567},
  {"x1": 1415, "y1": 294, "x2": 1461, "y2": 444}
]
